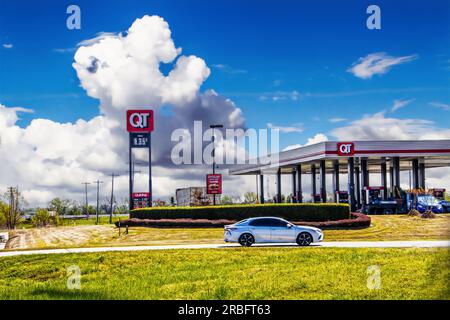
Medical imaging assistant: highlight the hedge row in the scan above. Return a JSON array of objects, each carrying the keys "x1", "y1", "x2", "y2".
[
  {"x1": 130, "y1": 203, "x2": 350, "y2": 222},
  {"x1": 117, "y1": 213, "x2": 369, "y2": 229}
]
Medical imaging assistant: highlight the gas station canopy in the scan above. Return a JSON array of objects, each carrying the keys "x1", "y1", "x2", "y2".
[{"x1": 228, "y1": 140, "x2": 450, "y2": 211}]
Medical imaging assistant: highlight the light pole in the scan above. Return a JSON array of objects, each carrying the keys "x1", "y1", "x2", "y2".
[{"x1": 210, "y1": 124, "x2": 223, "y2": 205}]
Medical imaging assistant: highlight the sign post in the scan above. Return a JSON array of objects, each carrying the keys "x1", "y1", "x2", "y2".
[{"x1": 126, "y1": 109, "x2": 154, "y2": 211}]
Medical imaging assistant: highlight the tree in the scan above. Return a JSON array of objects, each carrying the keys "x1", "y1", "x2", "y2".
[
  {"x1": 221, "y1": 195, "x2": 234, "y2": 205},
  {"x1": 48, "y1": 198, "x2": 70, "y2": 215},
  {"x1": 243, "y1": 192, "x2": 257, "y2": 204},
  {"x1": 2, "y1": 187, "x2": 24, "y2": 229},
  {"x1": 0, "y1": 201, "x2": 9, "y2": 228}
]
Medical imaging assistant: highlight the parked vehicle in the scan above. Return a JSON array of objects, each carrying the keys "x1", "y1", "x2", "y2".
[
  {"x1": 363, "y1": 187, "x2": 444, "y2": 214},
  {"x1": 430, "y1": 188, "x2": 450, "y2": 213},
  {"x1": 414, "y1": 195, "x2": 443, "y2": 214},
  {"x1": 224, "y1": 217, "x2": 323, "y2": 247}
]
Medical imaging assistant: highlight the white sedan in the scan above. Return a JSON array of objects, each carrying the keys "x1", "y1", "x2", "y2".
[{"x1": 224, "y1": 217, "x2": 323, "y2": 246}]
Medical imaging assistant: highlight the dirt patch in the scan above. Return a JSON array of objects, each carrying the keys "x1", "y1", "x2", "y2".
[{"x1": 6, "y1": 225, "x2": 115, "y2": 250}]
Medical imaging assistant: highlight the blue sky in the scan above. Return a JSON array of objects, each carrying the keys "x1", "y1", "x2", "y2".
[{"x1": 1, "y1": 0, "x2": 449, "y2": 150}]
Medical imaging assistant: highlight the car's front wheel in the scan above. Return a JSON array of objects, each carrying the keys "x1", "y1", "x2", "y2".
[
  {"x1": 296, "y1": 232, "x2": 313, "y2": 246},
  {"x1": 238, "y1": 233, "x2": 255, "y2": 247}
]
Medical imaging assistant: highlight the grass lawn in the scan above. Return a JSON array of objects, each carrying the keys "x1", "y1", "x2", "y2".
[
  {"x1": 4, "y1": 214, "x2": 449, "y2": 251},
  {"x1": 0, "y1": 247, "x2": 448, "y2": 300}
]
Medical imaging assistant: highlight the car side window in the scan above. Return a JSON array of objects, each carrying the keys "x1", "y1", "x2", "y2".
[
  {"x1": 249, "y1": 219, "x2": 271, "y2": 227},
  {"x1": 269, "y1": 219, "x2": 288, "y2": 227}
]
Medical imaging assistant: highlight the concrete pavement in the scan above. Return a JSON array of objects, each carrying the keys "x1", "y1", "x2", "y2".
[
  {"x1": 0, "y1": 240, "x2": 448, "y2": 257},
  {"x1": 0, "y1": 232, "x2": 8, "y2": 250}
]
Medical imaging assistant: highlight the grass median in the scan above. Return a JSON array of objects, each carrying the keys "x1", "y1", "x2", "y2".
[
  {"x1": 4, "y1": 214, "x2": 449, "y2": 251},
  {"x1": 0, "y1": 247, "x2": 448, "y2": 299}
]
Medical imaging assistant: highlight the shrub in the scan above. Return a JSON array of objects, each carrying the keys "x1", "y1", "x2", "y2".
[
  {"x1": 296, "y1": 212, "x2": 371, "y2": 229},
  {"x1": 131, "y1": 203, "x2": 350, "y2": 222},
  {"x1": 32, "y1": 209, "x2": 51, "y2": 227},
  {"x1": 408, "y1": 209, "x2": 420, "y2": 216},
  {"x1": 32, "y1": 209, "x2": 61, "y2": 227},
  {"x1": 421, "y1": 211, "x2": 436, "y2": 219}
]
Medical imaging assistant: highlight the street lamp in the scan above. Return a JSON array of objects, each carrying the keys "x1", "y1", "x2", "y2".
[{"x1": 210, "y1": 124, "x2": 223, "y2": 205}]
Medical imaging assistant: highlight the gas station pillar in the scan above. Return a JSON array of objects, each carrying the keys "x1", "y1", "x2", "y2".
[
  {"x1": 291, "y1": 170, "x2": 297, "y2": 203},
  {"x1": 381, "y1": 158, "x2": 387, "y2": 200},
  {"x1": 296, "y1": 165, "x2": 303, "y2": 203},
  {"x1": 320, "y1": 160, "x2": 327, "y2": 203},
  {"x1": 311, "y1": 164, "x2": 317, "y2": 202},
  {"x1": 347, "y1": 158, "x2": 356, "y2": 212},
  {"x1": 259, "y1": 174, "x2": 265, "y2": 204},
  {"x1": 361, "y1": 158, "x2": 369, "y2": 207},
  {"x1": 419, "y1": 160, "x2": 426, "y2": 189},
  {"x1": 412, "y1": 159, "x2": 419, "y2": 190},
  {"x1": 333, "y1": 160, "x2": 340, "y2": 203},
  {"x1": 276, "y1": 168, "x2": 282, "y2": 203}
]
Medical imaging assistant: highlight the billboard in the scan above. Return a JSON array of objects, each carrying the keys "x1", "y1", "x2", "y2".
[
  {"x1": 126, "y1": 110, "x2": 154, "y2": 133},
  {"x1": 206, "y1": 174, "x2": 222, "y2": 194},
  {"x1": 132, "y1": 192, "x2": 150, "y2": 209}
]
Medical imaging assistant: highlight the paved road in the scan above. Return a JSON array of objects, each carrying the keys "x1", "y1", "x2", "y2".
[{"x1": 0, "y1": 240, "x2": 448, "y2": 257}]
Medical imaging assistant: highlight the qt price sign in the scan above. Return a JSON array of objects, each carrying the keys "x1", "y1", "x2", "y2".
[
  {"x1": 126, "y1": 110, "x2": 154, "y2": 133},
  {"x1": 206, "y1": 174, "x2": 222, "y2": 194},
  {"x1": 130, "y1": 133, "x2": 150, "y2": 148}
]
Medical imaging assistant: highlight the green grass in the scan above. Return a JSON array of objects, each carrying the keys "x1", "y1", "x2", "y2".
[{"x1": 0, "y1": 248, "x2": 448, "y2": 300}]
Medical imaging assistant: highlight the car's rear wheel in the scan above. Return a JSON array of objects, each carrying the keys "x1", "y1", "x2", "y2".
[
  {"x1": 296, "y1": 232, "x2": 313, "y2": 246},
  {"x1": 238, "y1": 233, "x2": 255, "y2": 247}
]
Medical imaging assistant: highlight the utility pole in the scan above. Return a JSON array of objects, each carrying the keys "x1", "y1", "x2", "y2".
[
  {"x1": 93, "y1": 179, "x2": 103, "y2": 224},
  {"x1": 109, "y1": 173, "x2": 116, "y2": 224},
  {"x1": 210, "y1": 124, "x2": 223, "y2": 205},
  {"x1": 81, "y1": 182, "x2": 91, "y2": 218}
]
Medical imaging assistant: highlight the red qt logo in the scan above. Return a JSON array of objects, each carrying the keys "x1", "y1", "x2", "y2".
[
  {"x1": 126, "y1": 110, "x2": 154, "y2": 133},
  {"x1": 337, "y1": 142, "x2": 355, "y2": 156}
]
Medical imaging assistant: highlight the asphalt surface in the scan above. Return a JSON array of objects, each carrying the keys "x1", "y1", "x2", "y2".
[{"x1": 0, "y1": 240, "x2": 448, "y2": 257}]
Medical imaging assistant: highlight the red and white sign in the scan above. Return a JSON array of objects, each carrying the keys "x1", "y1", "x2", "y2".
[
  {"x1": 132, "y1": 192, "x2": 150, "y2": 199},
  {"x1": 206, "y1": 174, "x2": 222, "y2": 195},
  {"x1": 132, "y1": 192, "x2": 150, "y2": 209},
  {"x1": 337, "y1": 142, "x2": 355, "y2": 156},
  {"x1": 126, "y1": 110, "x2": 154, "y2": 133}
]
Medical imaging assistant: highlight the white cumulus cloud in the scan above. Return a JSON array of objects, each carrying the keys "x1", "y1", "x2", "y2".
[{"x1": 0, "y1": 15, "x2": 246, "y2": 207}]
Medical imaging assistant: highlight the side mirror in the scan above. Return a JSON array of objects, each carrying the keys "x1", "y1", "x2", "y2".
[{"x1": 287, "y1": 224, "x2": 292, "y2": 228}]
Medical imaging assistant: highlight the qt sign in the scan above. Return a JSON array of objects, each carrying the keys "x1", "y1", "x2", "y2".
[
  {"x1": 126, "y1": 110, "x2": 154, "y2": 133},
  {"x1": 337, "y1": 142, "x2": 355, "y2": 156}
]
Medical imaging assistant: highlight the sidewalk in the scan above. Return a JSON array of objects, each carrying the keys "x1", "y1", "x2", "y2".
[{"x1": 0, "y1": 240, "x2": 448, "y2": 257}]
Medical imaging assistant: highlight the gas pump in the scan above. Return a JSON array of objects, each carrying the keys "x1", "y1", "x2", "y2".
[
  {"x1": 365, "y1": 187, "x2": 384, "y2": 204},
  {"x1": 335, "y1": 191, "x2": 349, "y2": 203},
  {"x1": 363, "y1": 186, "x2": 399, "y2": 214}
]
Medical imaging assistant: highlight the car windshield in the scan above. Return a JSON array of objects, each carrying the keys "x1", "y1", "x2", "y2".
[{"x1": 418, "y1": 195, "x2": 439, "y2": 204}]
